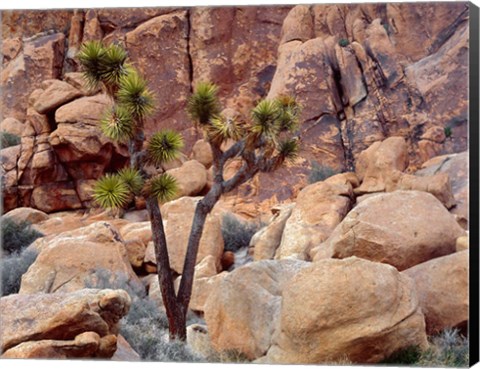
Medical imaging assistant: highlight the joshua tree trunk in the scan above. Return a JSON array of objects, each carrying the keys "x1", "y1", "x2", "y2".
[
  {"x1": 146, "y1": 196, "x2": 187, "y2": 341},
  {"x1": 177, "y1": 184, "x2": 222, "y2": 312}
]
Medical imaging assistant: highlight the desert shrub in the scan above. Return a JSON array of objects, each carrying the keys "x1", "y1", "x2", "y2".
[
  {"x1": 221, "y1": 213, "x2": 264, "y2": 253},
  {"x1": 0, "y1": 131, "x2": 20, "y2": 148},
  {"x1": 1, "y1": 217, "x2": 43, "y2": 255},
  {"x1": 418, "y1": 328, "x2": 469, "y2": 367},
  {"x1": 308, "y1": 162, "x2": 336, "y2": 184},
  {"x1": 1, "y1": 249, "x2": 38, "y2": 296},
  {"x1": 382, "y1": 345, "x2": 422, "y2": 365},
  {"x1": 444, "y1": 126, "x2": 452, "y2": 138},
  {"x1": 382, "y1": 329, "x2": 469, "y2": 367},
  {"x1": 338, "y1": 38, "x2": 350, "y2": 47},
  {"x1": 209, "y1": 349, "x2": 250, "y2": 363},
  {"x1": 85, "y1": 269, "x2": 201, "y2": 362}
]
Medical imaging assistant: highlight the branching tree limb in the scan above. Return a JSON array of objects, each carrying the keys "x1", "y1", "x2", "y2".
[{"x1": 78, "y1": 41, "x2": 301, "y2": 341}]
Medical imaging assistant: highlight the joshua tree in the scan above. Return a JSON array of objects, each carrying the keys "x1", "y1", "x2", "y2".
[{"x1": 78, "y1": 41, "x2": 301, "y2": 341}]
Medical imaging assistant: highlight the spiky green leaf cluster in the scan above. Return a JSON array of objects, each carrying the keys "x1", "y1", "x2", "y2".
[
  {"x1": 118, "y1": 167, "x2": 144, "y2": 195},
  {"x1": 187, "y1": 82, "x2": 220, "y2": 125},
  {"x1": 144, "y1": 174, "x2": 178, "y2": 203},
  {"x1": 78, "y1": 41, "x2": 129, "y2": 90},
  {"x1": 276, "y1": 95, "x2": 301, "y2": 132},
  {"x1": 102, "y1": 44, "x2": 129, "y2": 87},
  {"x1": 93, "y1": 174, "x2": 131, "y2": 209},
  {"x1": 206, "y1": 115, "x2": 245, "y2": 146},
  {"x1": 100, "y1": 105, "x2": 135, "y2": 142},
  {"x1": 117, "y1": 70, "x2": 155, "y2": 118},
  {"x1": 250, "y1": 99, "x2": 282, "y2": 142},
  {"x1": 278, "y1": 138, "x2": 299, "y2": 163},
  {"x1": 147, "y1": 130, "x2": 184, "y2": 166}
]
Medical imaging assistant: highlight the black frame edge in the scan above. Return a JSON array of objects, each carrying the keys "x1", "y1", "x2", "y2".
[{"x1": 469, "y1": 1, "x2": 480, "y2": 367}]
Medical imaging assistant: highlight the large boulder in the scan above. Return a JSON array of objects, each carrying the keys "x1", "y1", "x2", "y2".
[
  {"x1": 313, "y1": 191, "x2": 465, "y2": 270},
  {"x1": 403, "y1": 250, "x2": 468, "y2": 335},
  {"x1": 191, "y1": 139, "x2": 213, "y2": 168},
  {"x1": 20, "y1": 222, "x2": 140, "y2": 294},
  {"x1": 275, "y1": 173, "x2": 355, "y2": 260},
  {"x1": 355, "y1": 137, "x2": 408, "y2": 193},
  {"x1": 263, "y1": 257, "x2": 428, "y2": 364},
  {"x1": 144, "y1": 197, "x2": 224, "y2": 274},
  {"x1": 354, "y1": 137, "x2": 456, "y2": 208},
  {"x1": 50, "y1": 94, "x2": 129, "y2": 180},
  {"x1": 417, "y1": 152, "x2": 468, "y2": 228},
  {"x1": 3, "y1": 207, "x2": 49, "y2": 224},
  {"x1": 251, "y1": 204, "x2": 294, "y2": 261},
  {"x1": 204, "y1": 259, "x2": 309, "y2": 359},
  {"x1": 166, "y1": 160, "x2": 208, "y2": 197},
  {"x1": 33, "y1": 80, "x2": 82, "y2": 114},
  {"x1": 0, "y1": 117, "x2": 24, "y2": 136},
  {"x1": 0, "y1": 289, "x2": 130, "y2": 358}
]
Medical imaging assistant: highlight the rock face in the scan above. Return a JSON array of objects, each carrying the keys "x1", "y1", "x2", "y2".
[
  {"x1": 263, "y1": 257, "x2": 428, "y2": 364},
  {"x1": 403, "y1": 250, "x2": 468, "y2": 335},
  {"x1": 0, "y1": 289, "x2": 130, "y2": 358},
  {"x1": 275, "y1": 173, "x2": 355, "y2": 260},
  {"x1": 1, "y1": 32, "x2": 65, "y2": 121},
  {"x1": 313, "y1": 191, "x2": 465, "y2": 270},
  {"x1": 1, "y1": 4, "x2": 470, "y2": 216},
  {"x1": 125, "y1": 11, "x2": 191, "y2": 137},
  {"x1": 144, "y1": 197, "x2": 224, "y2": 274},
  {"x1": 204, "y1": 259, "x2": 309, "y2": 359},
  {"x1": 20, "y1": 222, "x2": 140, "y2": 294}
]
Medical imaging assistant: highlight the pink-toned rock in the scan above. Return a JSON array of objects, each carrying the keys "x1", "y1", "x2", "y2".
[
  {"x1": 33, "y1": 80, "x2": 82, "y2": 114},
  {"x1": 64, "y1": 72, "x2": 101, "y2": 96},
  {"x1": 1, "y1": 332, "x2": 113, "y2": 359},
  {"x1": 125, "y1": 11, "x2": 191, "y2": 137},
  {"x1": 166, "y1": 159, "x2": 208, "y2": 197},
  {"x1": 276, "y1": 173, "x2": 354, "y2": 260},
  {"x1": 1, "y1": 33, "x2": 65, "y2": 121},
  {"x1": 191, "y1": 139, "x2": 213, "y2": 168},
  {"x1": 3, "y1": 207, "x2": 49, "y2": 225},
  {"x1": 364, "y1": 19, "x2": 404, "y2": 87},
  {"x1": 20, "y1": 222, "x2": 140, "y2": 293},
  {"x1": 251, "y1": 204, "x2": 294, "y2": 261},
  {"x1": 355, "y1": 137, "x2": 408, "y2": 194},
  {"x1": 280, "y1": 5, "x2": 314, "y2": 44},
  {"x1": 50, "y1": 94, "x2": 129, "y2": 180},
  {"x1": 405, "y1": 23, "x2": 468, "y2": 154},
  {"x1": 0, "y1": 289, "x2": 130, "y2": 356},
  {"x1": 403, "y1": 250, "x2": 468, "y2": 335},
  {"x1": 30, "y1": 182, "x2": 82, "y2": 213},
  {"x1": 1, "y1": 117, "x2": 24, "y2": 136},
  {"x1": 268, "y1": 38, "x2": 339, "y2": 122},
  {"x1": 263, "y1": 257, "x2": 428, "y2": 364},
  {"x1": 0, "y1": 145, "x2": 20, "y2": 172},
  {"x1": 313, "y1": 191, "x2": 465, "y2": 270},
  {"x1": 54, "y1": 94, "x2": 111, "y2": 125},
  {"x1": 204, "y1": 259, "x2": 309, "y2": 359},
  {"x1": 111, "y1": 335, "x2": 141, "y2": 361},
  {"x1": 417, "y1": 152, "x2": 468, "y2": 228},
  {"x1": 335, "y1": 43, "x2": 367, "y2": 106}
]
